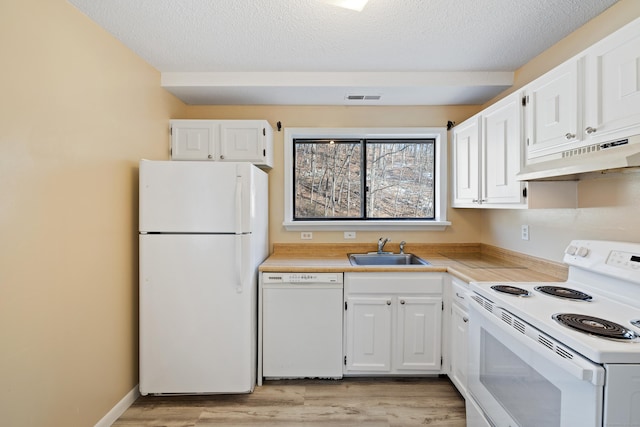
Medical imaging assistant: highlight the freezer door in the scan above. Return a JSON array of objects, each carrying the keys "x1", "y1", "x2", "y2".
[
  {"x1": 139, "y1": 234, "x2": 257, "y2": 394},
  {"x1": 139, "y1": 160, "x2": 258, "y2": 233}
]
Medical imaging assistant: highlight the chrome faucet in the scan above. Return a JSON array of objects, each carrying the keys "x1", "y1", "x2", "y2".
[
  {"x1": 377, "y1": 237, "x2": 391, "y2": 254},
  {"x1": 399, "y1": 241, "x2": 406, "y2": 254}
]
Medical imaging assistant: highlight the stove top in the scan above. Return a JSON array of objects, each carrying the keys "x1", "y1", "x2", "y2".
[
  {"x1": 470, "y1": 240, "x2": 640, "y2": 364},
  {"x1": 552, "y1": 313, "x2": 640, "y2": 342},
  {"x1": 535, "y1": 285, "x2": 593, "y2": 301},
  {"x1": 491, "y1": 284, "x2": 531, "y2": 297}
]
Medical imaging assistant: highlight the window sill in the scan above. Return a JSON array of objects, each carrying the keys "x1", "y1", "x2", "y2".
[{"x1": 283, "y1": 220, "x2": 451, "y2": 231}]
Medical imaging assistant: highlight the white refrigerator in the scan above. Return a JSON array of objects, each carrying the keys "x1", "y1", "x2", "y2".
[{"x1": 138, "y1": 159, "x2": 268, "y2": 395}]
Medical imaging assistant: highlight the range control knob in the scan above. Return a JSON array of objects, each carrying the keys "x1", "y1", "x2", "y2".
[
  {"x1": 565, "y1": 245, "x2": 578, "y2": 255},
  {"x1": 576, "y1": 247, "x2": 590, "y2": 257}
]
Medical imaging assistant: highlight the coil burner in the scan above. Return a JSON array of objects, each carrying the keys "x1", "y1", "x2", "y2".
[
  {"x1": 535, "y1": 286, "x2": 593, "y2": 301},
  {"x1": 490, "y1": 285, "x2": 531, "y2": 297},
  {"x1": 553, "y1": 313, "x2": 639, "y2": 341}
]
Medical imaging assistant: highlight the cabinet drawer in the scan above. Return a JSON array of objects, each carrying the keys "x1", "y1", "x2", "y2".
[
  {"x1": 451, "y1": 278, "x2": 469, "y2": 309},
  {"x1": 345, "y1": 272, "x2": 443, "y2": 294}
]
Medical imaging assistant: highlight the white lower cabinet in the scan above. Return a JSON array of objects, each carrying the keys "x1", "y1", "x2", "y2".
[
  {"x1": 449, "y1": 277, "x2": 470, "y2": 398},
  {"x1": 345, "y1": 295, "x2": 393, "y2": 372},
  {"x1": 344, "y1": 272, "x2": 443, "y2": 375}
]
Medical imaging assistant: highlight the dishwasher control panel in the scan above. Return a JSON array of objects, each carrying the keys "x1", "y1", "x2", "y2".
[{"x1": 263, "y1": 272, "x2": 343, "y2": 284}]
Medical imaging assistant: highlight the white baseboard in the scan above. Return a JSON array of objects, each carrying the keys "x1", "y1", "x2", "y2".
[{"x1": 94, "y1": 384, "x2": 140, "y2": 427}]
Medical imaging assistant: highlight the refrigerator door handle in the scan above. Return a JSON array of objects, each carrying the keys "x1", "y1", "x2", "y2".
[
  {"x1": 234, "y1": 173, "x2": 243, "y2": 293},
  {"x1": 234, "y1": 174, "x2": 243, "y2": 235},
  {"x1": 235, "y1": 235, "x2": 243, "y2": 293}
]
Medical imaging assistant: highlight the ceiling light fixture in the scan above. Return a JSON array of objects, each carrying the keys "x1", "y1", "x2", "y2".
[{"x1": 319, "y1": 0, "x2": 369, "y2": 12}]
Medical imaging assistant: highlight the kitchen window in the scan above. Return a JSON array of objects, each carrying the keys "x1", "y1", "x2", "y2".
[{"x1": 283, "y1": 128, "x2": 450, "y2": 231}]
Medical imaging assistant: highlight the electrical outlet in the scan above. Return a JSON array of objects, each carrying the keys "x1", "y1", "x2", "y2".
[
  {"x1": 521, "y1": 225, "x2": 530, "y2": 241},
  {"x1": 344, "y1": 231, "x2": 356, "y2": 239},
  {"x1": 301, "y1": 232, "x2": 313, "y2": 240}
]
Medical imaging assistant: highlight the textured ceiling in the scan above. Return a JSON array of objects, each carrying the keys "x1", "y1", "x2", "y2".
[{"x1": 68, "y1": 0, "x2": 619, "y2": 105}]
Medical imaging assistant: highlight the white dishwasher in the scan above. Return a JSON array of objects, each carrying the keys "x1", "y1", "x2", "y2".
[{"x1": 262, "y1": 272, "x2": 343, "y2": 379}]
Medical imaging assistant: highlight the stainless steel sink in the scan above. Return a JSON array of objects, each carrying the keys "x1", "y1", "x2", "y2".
[{"x1": 348, "y1": 253, "x2": 430, "y2": 266}]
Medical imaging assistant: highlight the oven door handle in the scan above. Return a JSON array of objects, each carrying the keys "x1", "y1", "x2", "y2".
[{"x1": 470, "y1": 303, "x2": 605, "y2": 386}]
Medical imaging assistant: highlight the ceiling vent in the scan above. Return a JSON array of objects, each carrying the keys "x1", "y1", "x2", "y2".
[{"x1": 345, "y1": 94, "x2": 382, "y2": 101}]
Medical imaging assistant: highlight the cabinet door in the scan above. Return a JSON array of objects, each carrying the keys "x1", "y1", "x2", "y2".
[
  {"x1": 482, "y1": 94, "x2": 525, "y2": 205},
  {"x1": 450, "y1": 303, "x2": 469, "y2": 398},
  {"x1": 452, "y1": 116, "x2": 481, "y2": 206},
  {"x1": 170, "y1": 120, "x2": 217, "y2": 160},
  {"x1": 396, "y1": 296, "x2": 442, "y2": 371},
  {"x1": 345, "y1": 296, "x2": 392, "y2": 372},
  {"x1": 525, "y1": 59, "x2": 582, "y2": 159},
  {"x1": 584, "y1": 18, "x2": 640, "y2": 143},
  {"x1": 220, "y1": 121, "x2": 272, "y2": 167}
]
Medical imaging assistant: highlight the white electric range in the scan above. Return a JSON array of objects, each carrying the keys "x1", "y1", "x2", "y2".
[{"x1": 467, "y1": 240, "x2": 640, "y2": 427}]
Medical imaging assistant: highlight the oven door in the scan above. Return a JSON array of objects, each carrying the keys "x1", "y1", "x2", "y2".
[{"x1": 468, "y1": 299, "x2": 604, "y2": 427}]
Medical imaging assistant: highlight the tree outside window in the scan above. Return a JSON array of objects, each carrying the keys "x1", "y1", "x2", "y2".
[{"x1": 294, "y1": 139, "x2": 435, "y2": 220}]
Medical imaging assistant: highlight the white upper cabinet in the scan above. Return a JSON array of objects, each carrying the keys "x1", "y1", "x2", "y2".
[
  {"x1": 524, "y1": 59, "x2": 583, "y2": 159},
  {"x1": 170, "y1": 119, "x2": 274, "y2": 168},
  {"x1": 482, "y1": 94, "x2": 524, "y2": 205},
  {"x1": 220, "y1": 121, "x2": 274, "y2": 167},
  {"x1": 170, "y1": 120, "x2": 217, "y2": 160},
  {"x1": 522, "y1": 17, "x2": 640, "y2": 161},
  {"x1": 452, "y1": 92, "x2": 524, "y2": 208},
  {"x1": 584, "y1": 17, "x2": 640, "y2": 144},
  {"x1": 452, "y1": 115, "x2": 481, "y2": 206}
]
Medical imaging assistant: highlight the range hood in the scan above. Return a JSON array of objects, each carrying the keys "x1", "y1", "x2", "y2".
[{"x1": 517, "y1": 135, "x2": 640, "y2": 181}]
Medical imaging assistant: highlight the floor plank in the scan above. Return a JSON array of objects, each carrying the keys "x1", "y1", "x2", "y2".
[{"x1": 113, "y1": 377, "x2": 466, "y2": 426}]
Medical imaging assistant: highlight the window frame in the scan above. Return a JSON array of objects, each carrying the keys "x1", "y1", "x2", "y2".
[{"x1": 283, "y1": 127, "x2": 450, "y2": 231}]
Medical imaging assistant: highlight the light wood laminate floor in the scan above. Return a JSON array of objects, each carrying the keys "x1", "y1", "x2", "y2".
[{"x1": 113, "y1": 377, "x2": 466, "y2": 426}]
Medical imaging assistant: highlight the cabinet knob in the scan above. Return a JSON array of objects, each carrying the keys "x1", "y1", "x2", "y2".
[
  {"x1": 219, "y1": 155, "x2": 225, "y2": 160},
  {"x1": 455, "y1": 292, "x2": 465, "y2": 300},
  {"x1": 386, "y1": 300, "x2": 391, "y2": 305},
  {"x1": 400, "y1": 300, "x2": 406, "y2": 305},
  {"x1": 585, "y1": 126, "x2": 597, "y2": 134},
  {"x1": 565, "y1": 133, "x2": 576, "y2": 140},
  {"x1": 463, "y1": 317, "x2": 469, "y2": 323},
  {"x1": 207, "y1": 154, "x2": 213, "y2": 159}
]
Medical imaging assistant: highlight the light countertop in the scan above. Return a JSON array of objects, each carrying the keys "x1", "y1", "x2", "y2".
[{"x1": 259, "y1": 243, "x2": 568, "y2": 284}]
